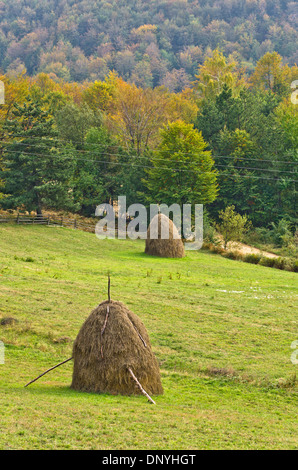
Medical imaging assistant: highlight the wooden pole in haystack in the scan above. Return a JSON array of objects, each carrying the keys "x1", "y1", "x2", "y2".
[
  {"x1": 108, "y1": 272, "x2": 111, "y2": 302},
  {"x1": 101, "y1": 274, "x2": 111, "y2": 358}
]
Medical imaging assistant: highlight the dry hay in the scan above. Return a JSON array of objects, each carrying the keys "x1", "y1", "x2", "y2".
[
  {"x1": 71, "y1": 300, "x2": 163, "y2": 396},
  {"x1": 145, "y1": 213, "x2": 185, "y2": 258}
]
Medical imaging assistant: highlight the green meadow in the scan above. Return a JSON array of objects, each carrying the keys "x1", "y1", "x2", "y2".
[{"x1": 0, "y1": 224, "x2": 297, "y2": 450}]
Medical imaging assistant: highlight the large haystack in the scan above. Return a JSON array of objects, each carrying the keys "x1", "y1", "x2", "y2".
[
  {"x1": 71, "y1": 300, "x2": 163, "y2": 396},
  {"x1": 145, "y1": 213, "x2": 185, "y2": 258}
]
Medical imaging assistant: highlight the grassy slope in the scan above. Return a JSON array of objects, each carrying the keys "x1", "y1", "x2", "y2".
[{"x1": 0, "y1": 224, "x2": 297, "y2": 450}]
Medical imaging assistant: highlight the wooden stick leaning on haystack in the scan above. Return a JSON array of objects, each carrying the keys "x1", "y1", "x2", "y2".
[
  {"x1": 24, "y1": 356, "x2": 73, "y2": 388},
  {"x1": 128, "y1": 367, "x2": 156, "y2": 405}
]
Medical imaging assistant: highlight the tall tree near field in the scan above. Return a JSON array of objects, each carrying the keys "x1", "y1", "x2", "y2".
[
  {"x1": 73, "y1": 127, "x2": 125, "y2": 216},
  {"x1": 1, "y1": 98, "x2": 77, "y2": 215},
  {"x1": 107, "y1": 79, "x2": 169, "y2": 156},
  {"x1": 108, "y1": 78, "x2": 198, "y2": 156},
  {"x1": 143, "y1": 120, "x2": 218, "y2": 207}
]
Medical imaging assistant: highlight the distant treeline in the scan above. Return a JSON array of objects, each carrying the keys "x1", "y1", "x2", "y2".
[{"x1": 0, "y1": 0, "x2": 297, "y2": 89}]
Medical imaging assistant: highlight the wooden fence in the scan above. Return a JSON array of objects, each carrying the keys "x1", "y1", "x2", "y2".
[{"x1": 0, "y1": 214, "x2": 97, "y2": 233}]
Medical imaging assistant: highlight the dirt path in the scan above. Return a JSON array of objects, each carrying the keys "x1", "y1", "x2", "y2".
[{"x1": 227, "y1": 241, "x2": 278, "y2": 258}]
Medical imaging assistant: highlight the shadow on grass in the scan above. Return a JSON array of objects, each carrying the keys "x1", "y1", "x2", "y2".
[
  {"x1": 21, "y1": 383, "x2": 155, "y2": 404},
  {"x1": 133, "y1": 251, "x2": 190, "y2": 262}
]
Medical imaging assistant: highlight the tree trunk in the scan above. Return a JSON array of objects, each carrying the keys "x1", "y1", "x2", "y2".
[
  {"x1": 36, "y1": 197, "x2": 43, "y2": 216},
  {"x1": 35, "y1": 189, "x2": 43, "y2": 216}
]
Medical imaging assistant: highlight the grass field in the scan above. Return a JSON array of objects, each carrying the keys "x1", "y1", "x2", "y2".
[{"x1": 0, "y1": 224, "x2": 297, "y2": 450}]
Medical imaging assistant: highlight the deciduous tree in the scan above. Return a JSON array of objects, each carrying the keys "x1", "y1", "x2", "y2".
[
  {"x1": 143, "y1": 120, "x2": 218, "y2": 207},
  {"x1": 217, "y1": 205, "x2": 251, "y2": 249}
]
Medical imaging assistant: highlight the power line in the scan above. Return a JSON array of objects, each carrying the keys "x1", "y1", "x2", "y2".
[
  {"x1": 2, "y1": 139, "x2": 298, "y2": 176},
  {"x1": 2, "y1": 148, "x2": 298, "y2": 183},
  {"x1": 2, "y1": 141, "x2": 298, "y2": 175},
  {"x1": 2, "y1": 135, "x2": 298, "y2": 166},
  {"x1": 215, "y1": 163, "x2": 296, "y2": 175},
  {"x1": 1, "y1": 148, "x2": 219, "y2": 174},
  {"x1": 214, "y1": 155, "x2": 297, "y2": 165}
]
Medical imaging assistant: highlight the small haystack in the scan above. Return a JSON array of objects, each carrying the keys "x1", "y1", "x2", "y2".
[
  {"x1": 145, "y1": 213, "x2": 185, "y2": 258},
  {"x1": 71, "y1": 300, "x2": 163, "y2": 397}
]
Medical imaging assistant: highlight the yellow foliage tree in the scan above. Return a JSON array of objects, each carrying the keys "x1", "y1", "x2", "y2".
[
  {"x1": 82, "y1": 73, "x2": 117, "y2": 113},
  {"x1": 107, "y1": 79, "x2": 167, "y2": 154},
  {"x1": 195, "y1": 49, "x2": 245, "y2": 102},
  {"x1": 161, "y1": 87, "x2": 199, "y2": 124},
  {"x1": 0, "y1": 73, "x2": 30, "y2": 199},
  {"x1": 0, "y1": 73, "x2": 30, "y2": 128},
  {"x1": 250, "y1": 52, "x2": 298, "y2": 93},
  {"x1": 108, "y1": 78, "x2": 199, "y2": 154}
]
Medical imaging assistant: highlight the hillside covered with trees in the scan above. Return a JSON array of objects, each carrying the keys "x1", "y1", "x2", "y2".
[{"x1": 0, "y1": 0, "x2": 297, "y2": 89}]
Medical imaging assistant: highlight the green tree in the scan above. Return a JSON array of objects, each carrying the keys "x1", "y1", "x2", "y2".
[
  {"x1": 55, "y1": 102, "x2": 102, "y2": 149},
  {"x1": 195, "y1": 84, "x2": 242, "y2": 151},
  {"x1": 1, "y1": 98, "x2": 77, "y2": 215},
  {"x1": 116, "y1": 150, "x2": 149, "y2": 208},
  {"x1": 143, "y1": 120, "x2": 218, "y2": 207},
  {"x1": 73, "y1": 127, "x2": 123, "y2": 216},
  {"x1": 216, "y1": 205, "x2": 251, "y2": 249},
  {"x1": 196, "y1": 84, "x2": 297, "y2": 227}
]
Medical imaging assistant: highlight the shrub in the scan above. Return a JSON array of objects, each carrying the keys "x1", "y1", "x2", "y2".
[
  {"x1": 292, "y1": 259, "x2": 298, "y2": 273},
  {"x1": 202, "y1": 241, "x2": 212, "y2": 250},
  {"x1": 244, "y1": 253, "x2": 262, "y2": 264},
  {"x1": 210, "y1": 244, "x2": 225, "y2": 255},
  {"x1": 273, "y1": 257, "x2": 286, "y2": 270},
  {"x1": 270, "y1": 219, "x2": 293, "y2": 247},
  {"x1": 259, "y1": 256, "x2": 276, "y2": 267},
  {"x1": 203, "y1": 211, "x2": 221, "y2": 246},
  {"x1": 281, "y1": 228, "x2": 298, "y2": 258},
  {"x1": 244, "y1": 227, "x2": 272, "y2": 245},
  {"x1": 244, "y1": 222, "x2": 297, "y2": 256},
  {"x1": 222, "y1": 250, "x2": 243, "y2": 260},
  {"x1": 283, "y1": 258, "x2": 296, "y2": 272}
]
